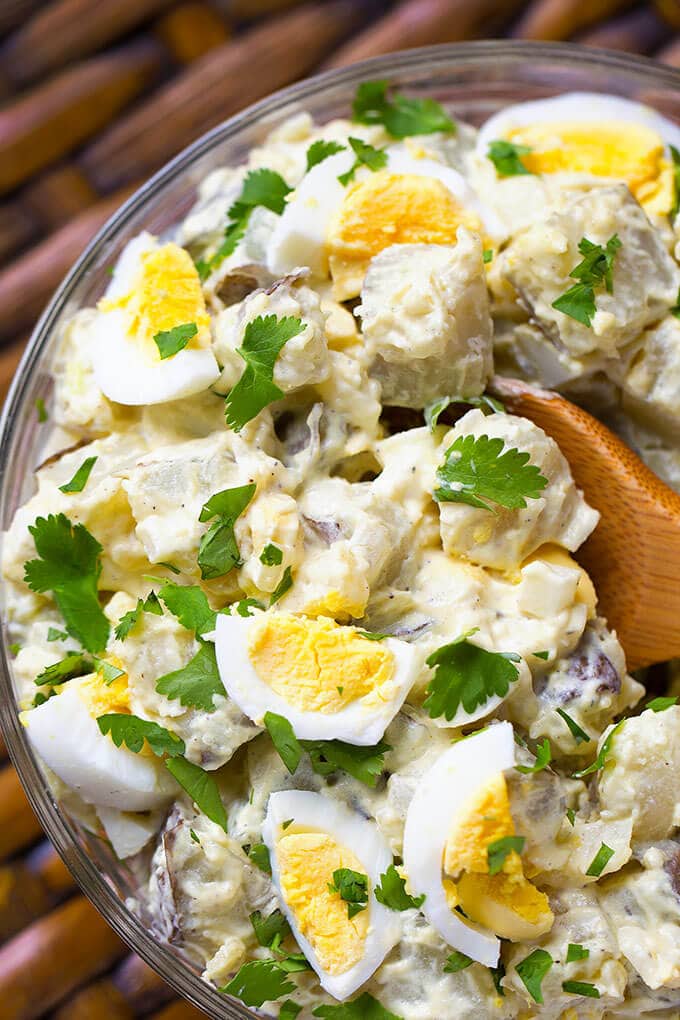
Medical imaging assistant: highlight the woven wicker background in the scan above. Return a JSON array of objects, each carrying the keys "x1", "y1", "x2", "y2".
[{"x1": 1, "y1": 1, "x2": 680, "y2": 1018}]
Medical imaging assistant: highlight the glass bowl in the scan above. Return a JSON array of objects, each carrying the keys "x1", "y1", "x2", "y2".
[{"x1": 1, "y1": 41, "x2": 678, "y2": 1020}]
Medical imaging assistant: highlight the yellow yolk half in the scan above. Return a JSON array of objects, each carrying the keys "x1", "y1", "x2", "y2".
[
  {"x1": 100, "y1": 243, "x2": 211, "y2": 360},
  {"x1": 523, "y1": 544, "x2": 597, "y2": 617},
  {"x1": 247, "y1": 614, "x2": 394, "y2": 713},
  {"x1": 326, "y1": 172, "x2": 482, "y2": 300},
  {"x1": 80, "y1": 661, "x2": 130, "y2": 718},
  {"x1": 443, "y1": 773, "x2": 553, "y2": 941},
  {"x1": 276, "y1": 830, "x2": 370, "y2": 975},
  {"x1": 302, "y1": 589, "x2": 368, "y2": 622},
  {"x1": 506, "y1": 122, "x2": 674, "y2": 216}
]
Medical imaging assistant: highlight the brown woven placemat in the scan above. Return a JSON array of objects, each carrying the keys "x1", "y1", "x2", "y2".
[{"x1": 1, "y1": 2, "x2": 679, "y2": 1017}]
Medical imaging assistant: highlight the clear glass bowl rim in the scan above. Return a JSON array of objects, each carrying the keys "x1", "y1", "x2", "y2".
[{"x1": 1, "y1": 40, "x2": 679, "y2": 1020}]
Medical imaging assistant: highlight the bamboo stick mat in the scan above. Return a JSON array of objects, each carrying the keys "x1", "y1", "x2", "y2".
[{"x1": 0, "y1": 1, "x2": 679, "y2": 1017}]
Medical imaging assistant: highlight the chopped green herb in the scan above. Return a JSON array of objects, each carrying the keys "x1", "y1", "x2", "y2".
[
  {"x1": 209, "y1": 168, "x2": 292, "y2": 273},
  {"x1": 327, "y1": 868, "x2": 369, "y2": 919},
  {"x1": 270, "y1": 565, "x2": 293, "y2": 606},
  {"x1": 435, "y1": 433, "x2": 548, "y2": 512},
  {"x1": 647, "y1": 696, "x2": 678, "y2": 712},
  {"x1": 233, "y1": 597, "x2": 266, "y2": 616},
  {"x1": 573, "y1": 720, "x2": 624, "y2": 778},
  {"x1": 47, "y1": 627, "x2": 69, "y2": 642},
  {"x1": 425, "y1": 393, "x2": 504, "y2": 431},
  {"x1": 154, "y1": 322, "x2": 197, "y2": 360},
  {"x1": 566, "y1": 808, "x2": 576, "y2": 826},
  {"x1": 352, "y1": 80, "x2": 454, "y2": 138},
  {"x1": 566, "y1": 943, "x2": 589, "y2": 962},
  {"x1": 585, "y1": 842, "x2": 614, "y2": 877},
  {"x1": 158, "y1": 582, "x2": 216, "y2": 635},
  {"x1": 487, "y1": 835, "x2": 525, "y2": 876},
  {"x1": 356, "y1": 629, "x2": 389, "y2": 641},
  {"x1": 221, "y1": 959, "x2": 295, "y2": 1008},
  {"x1": 444, "y1": 950, "x2": 473, "y2": 973},
  {"x1": 671, "y1": 286, "x2": 680, "y2": 319},
  {"x1": 279, "y1": 1002, "x2": 302, "y2": 1020},
  {"x1": 562, "y1": 980, "x2": 600, "y2": 998},
  {"x1": 533, "y1": 650, "x2": 550, "y2": 660},
  {"x1": 515, "y1": 738, "x2": 552, "y2": 774},
  {"x1": 556, "y1": 707, "x2": 591, "y2": 745},
  {"x1": 97, "y1": 713, "x2": 185, "y2": 757},
  {"x1": 35, "y1": 651, "x2": 93, "y2": 687},
  {"x1": 9, "y1": 642, "x2": 21, "y2": 656},
  {"x1": 250, "y1": 908, "x2": 291, "y2": 949},
  {"x1": 24, "y1": 514, "x2": 109, "y2": 653},
  {"x1": 197, "y1": 483, "x2": 256, "y2": 580},
  {"x1": 95, "y1": 659, "x2": 125, "y2": 685},
  {"x1": 155, "y1": 641, "x2": 222, "y2": 713},
  {"x1": 58, "y1": 456, "x2": 97, "y2": 494},
  {"x1": 260, "y1": 543, "x2": 283, "y2": 566},
  {"x1": 515, "y1": 948, "x2": 552, "y2": 1005},
  {"x1": 552, "y1": 234, "x2": 622, "y2": 328},
  {"x1": 338, "y1": 136, "x2": 387, "y2": 186},
  {"x1": 375, "y1": 864, "x2": 425, "y2": 911},
  {"x1": 165, "y1": 755, "x2": 228, "y2": 833},
  {"x1": 32, "y1": 692, "x2": 49, "y2": 707},
  {"x1": 246, "y1": 842, "x2": 271, "y2": 874},
  {"x1": 306, "y1": 139, "x2": 346, "y2": 172},
  {"x1": 424, "y1": 631, "x2": 521, "y2": 721},
  {"x1": 35, "y1": 398, "x2": 48, "y2": 422},
  {"x1": 487, "y1": 140, "x2": 533, "y2": 177},
  {"x1": 282, "y1": 818, "x2": 294, "y2": 830},
  {"x1": 671, "y1": 145, "x2": 680, "y2": 221},
  {"x1": 159, "y1": 561, "x2": 181, "y2": 574},
  {"x1": 303, "y1": 738, "x2": 390, "y2": 788},
  {"x1": 190, "y1": 828, "x2": 201, "y2": 845},
  {"x1": 114, "y1": 592, "x2": 163, "y2": 641},
  {"x1": 489, "y1": 961, "x2": 506, "y2": 996},
  {"x1": 264, "y1": 712, "x2": 303, "y2": 775},
  {"x1": 225, "y1": 315, "x2": 305, "y2": 432}
]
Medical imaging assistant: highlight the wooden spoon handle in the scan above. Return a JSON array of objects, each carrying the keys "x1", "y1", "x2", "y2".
[{"x1": 491, "y1": 376, "x2": 680, "y2": 670}]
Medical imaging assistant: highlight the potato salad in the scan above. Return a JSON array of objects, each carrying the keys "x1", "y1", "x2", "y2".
[{"x1": 5, "y1": 81, "x2": 680, "y2": 1019}]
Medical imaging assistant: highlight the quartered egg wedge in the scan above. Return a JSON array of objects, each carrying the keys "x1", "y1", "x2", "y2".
[
  {"x1": 403, "y1": 723, "x2": 553, "y2": 967},
  {"x1": 262, "y1": 790, "x2": 400, "y2": 1001},
  {"x1": 92, "y1": 232, "x2": 220, "y2": 405},
  {"x1": 267, "y1": 143, "x2": 502, "y2": 299},
  {"x1": 24, "y1": 671, "x2": 175, "y2": 812},
  {"x1": 212, "y1": 611, "x2": 419, "y2": 744},
  {"x1": 476, "y1": 92, "x2": 680, "y2": 217}
]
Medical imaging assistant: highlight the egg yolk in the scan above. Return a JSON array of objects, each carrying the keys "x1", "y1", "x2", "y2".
[
  {"x1": 443, "y1": 772, "x2": 553, "y2": 941},
  {"x1": 326, "y1": 171, "x2": 482, "y2": 300},
  {"x1": 276, "y1": 829, "x2": 369, "y2": 975},
  {"x1": 80, "y1": 661, "x2": 130, "y2": 718},
  {"x1": 100, "y1": 243, "x2": 211, "y2": 359},
  {"x1": 247, "y1": 614, "x2": 394, "y2": 714},
  {"x1": 302, "y1": 589, "x2": 368, "y2": 623},
  {"x1": 506, "y1": 121, "x2": 674, "y2": 215}
]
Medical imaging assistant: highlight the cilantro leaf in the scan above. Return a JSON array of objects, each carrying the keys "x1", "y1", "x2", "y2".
[
  {"x1": 352, "y1": 79, "x2": 454, "y2": 139},
  {"x1": 338, "y1": 136, "x2": 387, "y2": 186},
  {"x1": 155, "y1": 641, "x2": 222, "y2": 712},
  {"x1": 424, "y1": 393, "x2": 503, "y2": 432},
  {"x1": 585, "y1": 842, "x2": 614, "y2": 877},
  {"x1": 566, "y1": 807, "x2": 576, "y2": 826},
  {"x1": 572, "y1": 720, "x2": 624, "y2": 778},
  {"x1": 566, "y1": 943, "x2": 589, "y2": 962},
  {"x1": 374, "y1": 864, "x2": 425, "y2": 911},
  {"x1": 435, "y1": 434, "x2": 548, "y2": 513},
  {"x1": 483, "y1": 248, "x2": 493, "y2": 264},
  {"x1": 515, "y1": 948, "x2": 552, "y2": 1005},
  {"x1": 24, "y1": 514, "x2": 109, "y2": 653},
  {"x1": 306, "y1": 139, "x2": 345, "y2": 171},
  {"x1": 165, "y1": 755, "x2": 228, "y2": 832},
  {"x1": 225, "y1": 315, "x2": 305, "y2": 432},
  {"x1": 245, "y1": 842, "x2": 271, "y2": 873},
  {"x1": 154, "y1": 322, "x2": 197, "y2": 360},
  {"x1": 190, "y1": 828, "x2": 201, "y2": 845},
  {"x1": 35, "y1": 397, "x2": 48, "y2": 422},
  {"x1": 197, "y1": 483, "x2": 256, "y2": 580},
  {"x1": 313, "y1": 992, "x2": 403, "y2": 1019},
  {"x1": 487, "y1": 140, "x2": 534, "y2": 177},
  {"x1": 562, "y1": 980, "x2": 600, "y2": 998},
  {"x1": 555, "y1": 707, "x2": 591, "y2": 745},
  {"x1": 489, "y1": 961, "x2": 506, "y2": 996},
  {"x1": 270, "y1": 565, "x2": 293, "y2": 606},
  {"x1": 250, "y1": 908, "x2": 291, "y2": 949},
  {"x1": 671, "y1": 286, "x2": 680, "y2": 320},
  {"x1": 264, "y1": 712, "x2": 303, "y2": 774},
  {"x1": 516, "y1": 738, "x2": 552, "y2": 774},
  {"x1": 487, "y1": 835, "x2": 525, "y2": 876},
  {"x1": 552, "y1": 235, "x2": 622, "y2": 327},
  {"x1": 96, "y1": 659, "x2": 125, "y2": 685},
  {"x1": 260, "y1": 543, "x2": 283, "y2": 566},
  {"x1": 59, "y1": 456, "x2": 97, "y2": 494},
  {"x1": 221, "y1": 960, "x2": 295, "y2": 1008},
  {"x1": 47, "y1": 627, "x2": 69, "y2": 642},
  {"x1": 424, "y1": 634, "x2": 521, "y2": 720},
  {"x1": 97, "y1": 713, "x2": 185, "y2": 757},
  {"x1": 114, "y1": 592, "x2": 163, "y2": 641},
  {"x1": 327, "y1": 867, "x2": 369, "y2": 919},
  {"x1": 158, "y1": 582, "x2": 216, "y2": 635},
  {"x1": 671, "y1": 144, "x2": 680, "y2": 221},
  {"x1": 303, "y1": 738, "x2": 390, "y2": 787},
  {"x1": 280, "y1": 1002, "x2": 302, "y2": 1020},
  {"x1": 647, "y1": 696, "x2": 678, "y2": 712},
  {"x1": 209, "y1": 168, "x2": 292, "y2": 272},
  {"x1": 533, "y1": 650, "x2": 550, "y2": 660},
  {"x1": 444, "y1": 950, "x2": 473, "y2": 973},
  {"x1": 233, "y1": 597, "x2": 266, "y2": 616},
  {"x1": 35, "y1": 651, "x2": 93, "y2": 687}
]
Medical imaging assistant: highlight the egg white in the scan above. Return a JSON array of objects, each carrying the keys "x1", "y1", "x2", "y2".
[
  {"x1": 212, "y1": 612, "x2": 420, "y2": 745},
  {"x1": 24, "y1": 680, "x2": 175, "y2": 811},
  {"x1": 262, "y1": 789, "x2": 400, "y2": 1000},
  {"x1": 267, "y1": 144, "x2": 502, "y2": 279},
  {"x1": 91, "y1": 233, "x2": 220, "y2": 407},
  {"x1": 402, "y1": 722, "x2": 515, "y2": 967},
  {"x1": 476, "y1": 91, "x2": 680, "y2": 160}
]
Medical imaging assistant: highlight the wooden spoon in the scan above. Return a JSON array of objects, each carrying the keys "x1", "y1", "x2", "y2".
[{"x1": 489, "y1": 376, "x2": 680, "y2": 671}]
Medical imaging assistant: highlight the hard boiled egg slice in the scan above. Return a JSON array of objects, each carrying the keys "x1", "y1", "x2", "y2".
[
  {"x1": 212, "y1": 612, "x2": 419, "y2": 745},
  {"x1": 263, "y1": 790, "x2": 400, "y2": 1001},
  {"x1": 476, "y1": 92, "x2": 680, "y2": 216},
  {"x1": 24, "y1": 673, "x2": 175, "y2": 811},
  {"x1": 92, "y1": 232, "x2": 219, "y2": 405},
  {"x1": 267, "y1": 145, "x2": 501, "y2": 297},
  {"x1": 403, "y1": 724, "x2": 553, "y2": 967}
]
